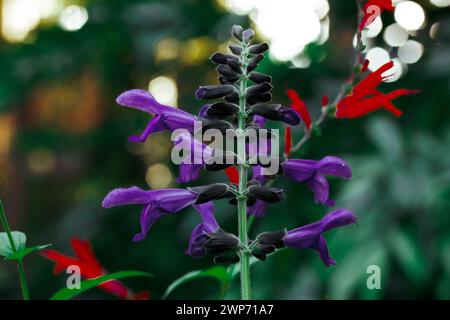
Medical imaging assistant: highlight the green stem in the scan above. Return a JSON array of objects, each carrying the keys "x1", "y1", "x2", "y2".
[
  {"x1": 237, "y1": 44, "x2": 251, "y2": 300},
  {"x1": 0, "y1": 199, "x2": 30, "y2": 300}
]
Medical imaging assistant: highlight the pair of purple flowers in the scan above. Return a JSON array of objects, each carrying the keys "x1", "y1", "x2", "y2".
[{"x1": 102, "y1": 25, "x2": 357, "y2": 268}]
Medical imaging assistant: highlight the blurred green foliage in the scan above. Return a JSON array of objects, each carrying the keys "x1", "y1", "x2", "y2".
[{"x1": 0, "y1": 0, "x2": 449, "y2": 299}]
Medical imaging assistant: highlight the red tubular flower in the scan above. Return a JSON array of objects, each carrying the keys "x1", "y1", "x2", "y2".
[
  {"x1": 41, "y1": 238, "x2": 149, "y2": 300},
  {"x1": 284, "y1": 127, "x2": 292, "y2": 157},
  {"x1": 359, "y1": 0, "x2": 394, "y2": 31},
  {"x1": 361, "y1": 59, "x2": 370, "y2": 72},
  {"x1": 286, "y1": 88, "x2": 312, "y2": 130},
  {"x1": 336, "y1": 61, "x2": 419, "y2": 119},
  {"x1": 225, "y1": 166, "x2": 239, "y2": 184}
]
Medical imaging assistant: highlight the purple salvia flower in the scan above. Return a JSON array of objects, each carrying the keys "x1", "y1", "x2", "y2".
[
  {"x1": 281, "y1": 156, "x2": 352, "y2": 206},
  {"x1": 283, "y1": 208, "x2": 357, "y2": 266},
  {"x1": 102, "y1": 187, "x2": 200, "y2": 242},
  {"x1": 186, "y1": 202, "x2": 219, "y2": 258},
  {"x1": 116, "y1": 89, "x2": 197, "y2": 142}
]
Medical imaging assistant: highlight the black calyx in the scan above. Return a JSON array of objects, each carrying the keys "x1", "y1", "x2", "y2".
[
  {"x1": 196, "y1": 85, "x2": 236, "y2": 100},
  {"x1": 190, "y1": 183, "x2": 230, "y2": 204},
  {"x1": 247, "y1": 185, "x2": 284, "y2": 203},
  {"x1": 203, "y1": 229, "x2": 240, "y2": 264},
  {"x1": 251, "y1": 230, "x2": 286, "y2": 261},
  {"x1": 248, "y1": 104, "x2": 300, "y2": 126},
  {"x1": 249, "y1": 72, "x2": 272, "y2": 84}
]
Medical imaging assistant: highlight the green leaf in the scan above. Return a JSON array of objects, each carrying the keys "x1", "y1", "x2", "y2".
[
  {"x1": 163, "y1": 265, "x2": 232, "y2": 299},
  {"x1": 0, "y1": 231, "x2": 26, "y2": 257},
  {"x1": 49, "y1": 270, "x2": 153, "y2": 300},
  {"x1": 5, "y1": 244, "x2": 52, "y2": 261}
]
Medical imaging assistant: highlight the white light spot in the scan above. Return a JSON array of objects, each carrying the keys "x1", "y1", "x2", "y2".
[
  {"x1": 366, "y1": 47, "x2": 391, "y2": 71},
  {"x1": 291, "y1": 55, "x2": 312, "y2": 69},
  {"x1": 398, "y1": 40, "x2": 424, "y2": 64},
  {"x1": 362, "y1": 16, "x2": 383, "y2": 38},
  {"x1": 148, "y1": 76, "x2": 178, "y2": 107},
  {"x1": 394, "y1": 1, "x2": 426, "y2": 31},
  {"x1": 383, "y1": 23, "x2": 408, "y2": 47},
  {"x1": 2, "y1": 0, "x2": 40, "y2": 42},
  {"x1": 430, "y1": 22, "x2": 440, "y2": 39},
  {"x1": 224, "y1": 0, "x2": 329, "y2": 62},
  {"x1": 59, "y1": 5, "x2": 88, "y2": 31},
  {"x1": 383, "y1": 58, "x2": 404, "y2": 82},
  {"x1": 430, "y1": 0, "x2": 450, "y2": 8}
]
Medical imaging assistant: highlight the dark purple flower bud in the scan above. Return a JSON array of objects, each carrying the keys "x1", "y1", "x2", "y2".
[
  {"x1": 247, "y1": 185, "x2": 284, "y2": 203},
  {"x1": 224, "y1": 92, "x2": 239, "y2": 104},
  {"x1": 242, "y1": 28, "x2": 255, "y2": 43},
  {"x1": 251, "y1": 230, "x2": 286, "y2": 260},
  {"x1": 116, "y1": 90, "x2": 197, "y2": 142},
  {"x1": 248, "y1": 93, "x2": 272, "y2": 105},
  {"x1": 216, "y1": 65, "x2": 239, "y2": 80},
  {"x1": 189, "y1": 183, "x2": 230, "y2": 204},
  {"x1": 196, "y1": 85, "x2": 236, "y2": 100},
  {"x1": 229, "y1": 45, "x2": 242, "y2": 55},
  {"x1": 249, "y1": 42, "x2": 269, "y2": 54},
  {"x1": 206, "y1": 102, "x2": 240, "y2": 118},
  {"x1": 281, "y1": 156, "x2": 352, "y2": 206},
  {"x1": 249, "y1": 72, "x2": 272, "y2": 84},
  {"x1": 102, "y1": 187, "x2": 200, "y2": 241},
  {"x1": 186, "y1": 202, "x2": 219, "y2": 258},
  {"x1": 249, "y1": 104, "x2": 301, "y2": 126},
  {"x1": 231, "y1": 25, "x2": 243, "y2": 41},
  {"x1": 247, "y1": 82, "x2": 273, "y2": 96},
  {"x1": 200, "y1": 118, "x2": 234, "y2": 134},
  {"x1": 247, "y1": 200, "x2": 267, "y2": 217},
  {"x1": 218, "y1": 77, "x2": 238, "y2": 85},
  {"x1": 210, "y1": 52, "x2": 238, "y2": 64},
  {"x1": 283, "y1": 209, "x2": 357, "y2": 266},
  {"x1": 226, "y1": 59, "x2": 242, "y2": 74},
  {"x1": 247, "y1": 54, "x2": 264, "y2": 72},
  {"x1": 204, "y1": 151, "x2": 237, "y2": 171}
]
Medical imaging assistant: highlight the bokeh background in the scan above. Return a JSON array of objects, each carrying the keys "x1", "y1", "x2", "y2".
[{"x1": 0, "y1": 0, "x2": 450, "y2": 300}]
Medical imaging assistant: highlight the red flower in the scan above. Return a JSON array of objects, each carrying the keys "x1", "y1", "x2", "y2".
[
  {"x1": 359, "y1": 0, "x2": 394, "y2": 31},
  {"x1": 225, "y1": 166, "x2": 239, "y2": 184},
  {"x1": 336, "y1": 61, "x2": 419, "y2": 119},
  {"x1": 321, "y1": 95, "x2": 329, "y2": 108},
  {"x1": 286, "y1": 89, "x2": 312, "y2": 130},
  {"x1": 361, "y1": 59, "x2": 370, "y2": 72},
  {"x1": 284, "y1": 127, "x2": 292, "y2": 157},
  {"x1": 41, "y1": 238, "x2": 149, "y2": 300}
]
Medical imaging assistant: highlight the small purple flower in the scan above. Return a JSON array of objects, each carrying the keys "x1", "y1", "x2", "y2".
[
  {"x1": 186, "y1": 202, "x2": 219, "y2": 258},
  {"x1": 116, "y1": 89, "x2": 197, "y2": 142},
  {"x1": 281, "y1": 156, "x2": 352, "y2": 206},
  {"x1": 102, "y1": 184, "x2": 229, "y2": 242},
  {"x1": 102, "y1": 187, "x2": 200, "y2": 242},
  {"x1": 283, "y1": 208, "x2": 357, "y2": 266}
]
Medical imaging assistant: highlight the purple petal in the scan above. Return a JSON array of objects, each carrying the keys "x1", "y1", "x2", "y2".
[
  {"x1": 317, "y1": 156, "x2": 352, "y2": 179},
  {"x1": 128, "y1": 115, "x2": 167, "y2": 142},
  {"x1": 102, "y1": 186, "x2": 154, "y2": 208},
  {"x1": 282, "y1": 159, "x2": 317, "y2": 182},
  {"x1": 247, "y1": 200, "x2": 267, "y2": 217},
  {"x1": 320, "y1": 208, "x2": 357, "y2": 232},
  {"x1": 283, "y1": 209, "x2": 357, "y2": 266},
  {"x1": 177, "y1": 163, "x2": 203, "y2": 184},
  {"x1": 279, "y1": 107, "x2": 301, "y2": 126},
  {"x1": 156, "y1": 189, "x2": 199, "y2": 212},
  {"x1": 187, "y1": 202, "x2": 219, "y2": 258},
  {"x1": 116, "y1": 89, "x2": 169, "y2": 113},
  {"x1": 253, "y1": 115, "x2": 267, "y2": 128},
  {"x1": 304, "y1": 173, "x2": 330, "y2": 206},
  {"x1": 133, "y1": 204, "x2": 163, "y2": 242},
  {"x1": 193, "y1": 202, "x2": 219, "y2": 232}
]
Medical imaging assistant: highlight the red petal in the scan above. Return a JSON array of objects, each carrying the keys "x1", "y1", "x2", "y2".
[
  {"x1": 70, "y1": 238, "x2": 103, "y2": 274},
  {"x1": 225, "y1": 166, "x2": 239, "y2": 184},
  {"x1": 286, "y1": 88, "x2": 312, "y2": 130},
  {"x1": 284, "y1": 127, "x2": 292, "y2": 157},
  {"x1": 321, "y1": 95, "x2": 329, "y2": 107}
]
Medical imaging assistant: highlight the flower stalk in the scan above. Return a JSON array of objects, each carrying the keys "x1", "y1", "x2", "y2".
[
  {"x1": 0, "y1": 199, "x2": 30, "y2": 300},
  {"x1": 237, "y1": 41, "x2": 251, "y2": 300}
]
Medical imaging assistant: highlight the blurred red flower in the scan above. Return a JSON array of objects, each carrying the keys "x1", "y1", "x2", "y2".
[
  {"x1": 225, "y1": 166, "x2": 239, "y2": 184},
  {"x1": 41, "y1": 238, "x2": 149, "y2": 300},
  {"x1": 286, "y1": 89, "x2": 312, "y2": 130},
  {"x1": 336, "y1": 61, "x2": 419, "y2": 119},
  {"x1": 284, "y1": 127, "x2": 292, "y2": 157}
]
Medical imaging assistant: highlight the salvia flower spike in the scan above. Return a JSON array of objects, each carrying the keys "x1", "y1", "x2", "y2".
[{"x1": 104, "y1": 24, "x2": 364, "y2": 301}]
